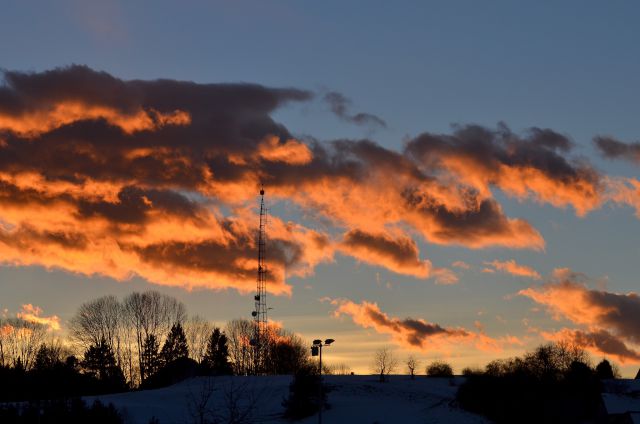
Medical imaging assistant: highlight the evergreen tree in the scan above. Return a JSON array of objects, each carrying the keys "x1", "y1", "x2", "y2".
[
  {"x1": 203, "y1": 327, "x2": 232, "y2": 375},
  {"x1": 595, "y1": 359, "x2": 616, "y2": 379},
  {"x1": 33, "y1": 344, "x2": 60, "y2": 372},
  {"x1": 141, "y1": 334, "x2": 161, "y2": 381},
  {"x1": 83, "y1": 337, "x2": 126, "y2": 389},
  {"x1": 14, "y1": 357, "x2": 25, "y2": 374},
  {"x1": 160, "y1": 323, "x2": 189, "y2": 366}
]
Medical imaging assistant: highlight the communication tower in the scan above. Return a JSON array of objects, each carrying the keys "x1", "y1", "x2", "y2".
[{"x1": 250, "y1": 186, "x2": 268, "y2": 374}]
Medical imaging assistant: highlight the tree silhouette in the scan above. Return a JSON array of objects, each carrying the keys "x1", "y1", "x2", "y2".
[
  {"x1": 140, "y1": 334, "x2": 161, "y2": 381},
  {"x1": 33, "y1": 344, "x2": 61, "y2": 372},
  {"x1": 203, "y1": 327, "x2": 232, "y2": 375},
  {"x1": 160, "y1": 323, "x2": 189, "y2": 366},
  {"x1": 595, "y1": 359, "x2": 617, "y2": 379},
  {"x1": 83, "y1": 337, "x2": 126, "y2": 390},
  {"x1": 406, "y1": 355, "x2": 419, "y2": 379},
  {"x1": 372, "y1": 347, "x2": 398, "y2": 382},
  {"x1": 426, "y1": 360, "x2": 453, "y2": 377}
]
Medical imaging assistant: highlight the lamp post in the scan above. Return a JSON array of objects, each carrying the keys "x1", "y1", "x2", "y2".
[{"x1": 311, "y1": 338, "x2": 334, "y2": 424}]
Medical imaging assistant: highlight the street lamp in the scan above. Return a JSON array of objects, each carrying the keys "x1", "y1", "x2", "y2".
[{"x1": 311, "y1": 338, "x2": 334, "y2": 424}]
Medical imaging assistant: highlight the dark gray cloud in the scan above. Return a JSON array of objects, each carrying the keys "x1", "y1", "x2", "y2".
[
  {"x1": 594, "y1": 136, "x2": 640, "y2": 164},
  {"x1": 404, "y1": 123, "x2": 602, "y2": 216},
  {"x1": 324, "y1": 91, "x2": 386, "y2": 128},
  {"x1": 571, "y1": 329, "x2": 640, "y2": 362},
  {"x1": 406, "y1": 123, "x2": 590, "y2": 184},
  {"x1": 342, "y1": 229, "x2": 421, "y2": 267}
]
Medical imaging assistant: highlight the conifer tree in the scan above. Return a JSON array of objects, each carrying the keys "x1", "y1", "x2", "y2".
[
  {"x1": 83, "y1": 337, "x2": 126, "y2": 389},
  {"x1": 141, "y1": 334, "x2": 161, "y2": 381},
  {"x1": 33, "y1": 344, "x2": 60, "y2": 372},
  {"x1": 160, "y1": 323, "x2": 189, "y2": 366},
  {"x1": 203, "y1": 327, "x2": 232, "y2": 375},
  {"x1": 595, "y1": 359, "x2": 616, "y2": 379}
]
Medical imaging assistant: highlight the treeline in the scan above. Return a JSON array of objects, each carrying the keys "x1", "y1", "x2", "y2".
[
  {"x1": 457, "y1": 342, "x2": 617, "y2": 423},
  {"x1": 0, "y1": 291, "x2": 311, "y2": 402}
]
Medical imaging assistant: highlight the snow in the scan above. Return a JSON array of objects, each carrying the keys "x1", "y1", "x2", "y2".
[
  {"x1": 602, "y1": 379, "x2": 640, "y2": 417},
  {"x1": 87, "y1": 375, "x2": 490, "y2": 424}
]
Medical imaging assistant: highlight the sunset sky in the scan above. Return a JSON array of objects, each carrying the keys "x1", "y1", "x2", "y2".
[{"x1": 2, "y1": 1, "x2": 640, "y2": 375}]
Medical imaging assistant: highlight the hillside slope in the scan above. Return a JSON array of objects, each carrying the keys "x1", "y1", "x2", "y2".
[{"x1": 89, "y1": 375, "x2": 490, "y2": 424}]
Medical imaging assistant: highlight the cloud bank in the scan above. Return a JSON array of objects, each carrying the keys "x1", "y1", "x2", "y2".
[
  {"x1": 519, "y1": 270, "x2": 640, "y2": 363},
  {"x1": 330, "y1": 298, "x2": 520, "y2": 353},
  {"x1": 0, "y1": 66, "x2": 638, "y2": 294}
]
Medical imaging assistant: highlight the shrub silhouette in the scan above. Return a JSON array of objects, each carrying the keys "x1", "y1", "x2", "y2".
[
  {"x1": 0, "y1": 398, "x2": 123, "y2": 423},
  {"x1": 457, "y1": 343, "x2": 604, "y2": 424},
  {"x1": 143, "y1": 357, "x2": 199, "y2": 389},
  {"x1": 282, "y1": 365, "x2": 328, "y2": 420},
  {"x1": 426, "y1": 361, "x2": 453, "y2": 377},
  {"x1": 595, "y1": 359, "x2": 617, "y2": 380},
  {"x1": 461, "y1": 367, "x2": 482, "y2": 376}
]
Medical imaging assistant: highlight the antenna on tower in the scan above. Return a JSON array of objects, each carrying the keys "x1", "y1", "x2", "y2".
[{"x1": 250, "y1": 184, "x2": 268, "y2": 374}]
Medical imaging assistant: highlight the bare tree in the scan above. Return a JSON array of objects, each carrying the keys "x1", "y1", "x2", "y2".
[
  {"x1": 0, "y1": 322, "x2": 7, "y2": 367},
  {"x1": 524, "y1": 341, "x2": 589, "y2": 379},
  {"x1": 226, "y1": 319, "x2": 254, "y2": 375},
  {"x1": 372, "y1": 346, "x2": 398, "y2": 382},
  {"x1": 123, "y1": 291, "x2": 186, "y2": 383},
  {"x1": 326, "y1": 363, "x2": 352, "y2": 375},
  {"x1": 185, "y1": 315, "x2": 215, "y2": 364},
  {"x1": 217, "y1": 379, "x2": 260, "y2": 424},
  {"x1": 68, "y1": 295, "x2": 141, "y2": 384},
  {"x1": 0, "y1": 318, "x2": 47, "y2": 369},
  {"x1": 69, "y1": 295, "x2": 121, "y2": 350},
  {"x1": 265, "y1": 328, "x2": 309, "y2": 375},
  {"x1": 186, "y1": 377, "x2": 261, "y2": 424},
  {"x1": 406, "y1": 355, "x2": 419, "y2": 379},
  {"x1": 186, "y1": 377, "x2": 216, "y2": 424}
]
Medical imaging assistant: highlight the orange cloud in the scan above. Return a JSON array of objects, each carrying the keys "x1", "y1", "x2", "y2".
[
  {"x1": 405, "y1": 125, "x2": 604, "y2": 216},
  {"x1": 257, "y1": 136, "x2": 313, "y2": 165},
  {"x1": 541, "y1": 328, "x2": 640, "y2": 364},
  {"x1": 0, "y1": 102, "x2": 191, "y2": 137},
  {"x1": 331, "y1": 298, "x2": 503, "y2": 353},
  {"x1": 518, "y1": 279, "x2": 617, "y2": 329},
  {"x1": 605, "y1": 176, "x2": 640, "y2": 217},
  {"x1": 433, "y1": 268, "x2": 459, "y2": 285},
  {"x1": 338, "y1": 229, "x2": 432, "y2": 278},
  {"x1": 16, "y1": 304, "x2": 61, "y2": 331},
  {"x1": 520, "y1": 271, "x2": 640, "y2": 362},
  {"x1": 0, "y1": 323, "x2": 14, "y2": 337},
  {"x1": 485, "y1": 259, "x2": 541, "y2": 279},
  {"x1": 452, "y1": 260, "x2": 470, "y2": 270},
  {"x1": 12, "y1": 66, "x2": 640, "y2": 296}
]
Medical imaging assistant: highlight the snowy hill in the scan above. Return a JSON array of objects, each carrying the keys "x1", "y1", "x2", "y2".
[{"x1": 88, "y1": 375, "x2": 490, "y2": 424}]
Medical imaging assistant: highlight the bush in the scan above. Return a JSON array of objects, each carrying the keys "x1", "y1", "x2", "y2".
[
  {"x1": 461, "y1": 367, "x2": 483, "y2": 377},
  {"x1": 426, "y1": 361, "x2": 453, "y2": 377},
  {"x1": 595, "y1": 359, "x2": 619, "y2": 380},
  {"x1": 0, "y1": 398, "x2": 123, "y2": 423},
  {"x1": 0, "y1": 355, "x2": 124, "y2": 402},
  {"x1": 282, "y1": 365, "x2": 328, "y2": 420},
  {"x1": 457, "y1": 343, "x2": 603, "y2": 424},
  {"x1": 143, "y1": 357, "x2": 198, "y2": 389}
]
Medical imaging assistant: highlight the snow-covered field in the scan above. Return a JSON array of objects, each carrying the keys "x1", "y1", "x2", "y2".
[
  {"x1": 602, "y1": 379, "x2": 640, "y2": 422},
  {"x1": 88, "y1": 375, "x2": 490, "y2": 424}
]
